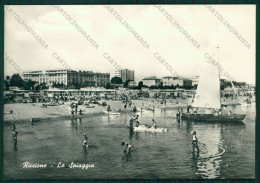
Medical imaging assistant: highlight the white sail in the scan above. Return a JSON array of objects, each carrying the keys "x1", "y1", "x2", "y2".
[{"x1": 193, "y1": 61, "x2": 221, "y2": 109}]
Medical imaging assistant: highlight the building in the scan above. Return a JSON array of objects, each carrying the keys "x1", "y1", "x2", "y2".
[
  {"x1": 162, "y1": 76, "x2": 192, "y2": 87},
  {"x1": 22, "y1": 69, "x2": 110, "y2": 87},
  {"x1": 115, "y1": 69, "x2": 135, "y2": 82},
  {"x1": 162, "y1": 76, "x2": 179, "y2": 86},
  {"x1": 128, "y1": 81, "x2": 137, "y2": 87},
  {"x1": 114, "y1": 70, "x2": 121, "y2": 77},
  {"x1": 190, "y1": 76, "x2": 199, "y2": 86},
  {"x1": 142, "y1": 77, "x2": 161, "y2": 87}
]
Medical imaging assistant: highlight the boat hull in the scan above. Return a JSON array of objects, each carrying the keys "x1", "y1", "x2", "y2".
[{"x1": 181, "y1": 113, "x2": 246, "y2": 122}]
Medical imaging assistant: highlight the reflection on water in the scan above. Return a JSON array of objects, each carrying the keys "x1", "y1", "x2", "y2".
[
  {"x1": 188, "y1": 119, "x2": 247, "y2": 178},
  {"x1": 192, "y1": 126, "x2": 222, "y2": 178},
  {"x1": 3, "y1": 105, "x2": 255, "y2": 179}
]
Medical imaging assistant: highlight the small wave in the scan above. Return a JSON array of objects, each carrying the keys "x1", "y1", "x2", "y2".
[{"x1": 198, "y1": 146, "x2": 225, "y2": 160}]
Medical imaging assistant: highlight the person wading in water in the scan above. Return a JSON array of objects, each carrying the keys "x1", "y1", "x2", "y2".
[
  {"x1": 81, "y1": 133, "x2": 88, "y2": 147},
  {"x1": 121, "y1": 142, "x2": 132, "y2": 155},
  {"x1": 192, "y1": 131, "x2": 199, "y2": 157},
  {"x1": 11, "y1": 130, "x2": 18, "y2": 150},
  {"x1": 11, "y1": 122, "x2": 16, "y2": 132}
]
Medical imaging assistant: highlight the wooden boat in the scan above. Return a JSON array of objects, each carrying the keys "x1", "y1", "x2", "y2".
[{"x1": 181, "y1": 113, "x2": 246, "y2": 122}]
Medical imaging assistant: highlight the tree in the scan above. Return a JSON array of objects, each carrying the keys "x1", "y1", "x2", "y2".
[
  {"x1": 150, "y1": 85, "x2": 159, "y2": 89},
  {"x1": 124, "y1": 80, "x2": 131, "y2": 88},
  {"x1": 111, "y1": 76, "x2": 122, "y2": 84},
  {"x1": 9, "y1": 74, "x2": 24, "y2": 87},
  {"x1": 4, "y1": 80, "x2": 10, "y2": 90},
  {"x1": 35, "y1": 82, "x2": 49, "y2": 90},
  {"x1": 23, "y1": 80, "x2": 36, "y2": 90},
  {"x1": 105, "y1": 83, "x2": 113, "y2": 89},
  {"x1": 6, "y1": 75, "x2": 10, "y2": 80},
  {"x1": 138, "y1": 81, "x2": 143, "y2": 90},
  {"x1": 52, "y1": 82, "x2": 65, "y2": 89}
]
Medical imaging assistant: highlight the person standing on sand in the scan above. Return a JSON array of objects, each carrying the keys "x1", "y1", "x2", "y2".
[
  {"x1": 107, "y1": 105, "x2": 111, "y2": 112},
  {"x1": 129, "y1": 101, "x2": 132, "y2": 108},
  {"x1": 30, "y1": 116, "x2": 35, "y2": 125},
  {"x1": 79, "y1": 109, "x2": 83, "y2": 115},
  {"x1": 152, "y1": 119, "x2": 156, "y2": 128},
  {"x1": 75, "y1": 104, "x2": 78, "y2": 114},
  {"x1": 133, "y1": 106, "x2": 137, "y2": 112}
]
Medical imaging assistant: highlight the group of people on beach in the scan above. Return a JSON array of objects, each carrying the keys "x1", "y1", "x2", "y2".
[
  {"x1": 70, "y1": 102, "x2": 83, "y2": 116},
  {"x1": 106, "y1": 103, "x2": 138, "y2": 114}
]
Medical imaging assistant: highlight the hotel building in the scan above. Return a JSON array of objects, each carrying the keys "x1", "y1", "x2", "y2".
[{"x1": 22, "y1": 69, "x2": 110, "y2": 87}]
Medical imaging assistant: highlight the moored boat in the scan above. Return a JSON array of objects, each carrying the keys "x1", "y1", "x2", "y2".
[
  {"x1": 181, "y1": 46, "x2": 246, "y2": 122},
  {"x1": 181, "y1": 113, "x2": 246, "y2": 122}
]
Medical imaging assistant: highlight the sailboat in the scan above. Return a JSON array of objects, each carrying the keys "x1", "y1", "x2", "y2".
[{"x1": 181, "y1": 48, "x2": 246, "y2": 122}]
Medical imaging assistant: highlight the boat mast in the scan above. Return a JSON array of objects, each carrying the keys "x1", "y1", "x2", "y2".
[{"x1": 216, "y1": 45, "x2": 221, "y2": 108}]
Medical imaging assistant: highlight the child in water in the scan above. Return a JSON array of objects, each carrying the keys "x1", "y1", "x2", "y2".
[
  {"x1": 121, "y1": 142, "x2": 131, "y2": 155},
  {"x1": 82, "y1": 133, "x2": 88, "y2": 147}
]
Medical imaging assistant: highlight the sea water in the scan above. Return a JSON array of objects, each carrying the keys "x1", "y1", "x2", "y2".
[{"x1": 3, "y1": 104, "x2": 255, "y2": 179}]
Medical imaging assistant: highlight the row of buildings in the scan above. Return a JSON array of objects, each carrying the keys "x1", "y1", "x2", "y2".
[
  {"x1": 22, "y1": 69, "x2": 110, "y2": 87},
  {"x1": 129, "y1": 76, "x2": 199, "y2": 88},
  {"x1": 21, "y1": 68, "x2": 196, "y2": 88},
  {"x1": 22, "y1": 69, "x2": 136, "y2": 87}
]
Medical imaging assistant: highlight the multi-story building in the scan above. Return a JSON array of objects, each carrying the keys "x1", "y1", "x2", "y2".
[
  {"x1": 115, "y1": 69, "x2": 135, "y2": 82},
  {"x1": 22, "y1": 69, "x2": 110, "y2": 87},
  {"x1": 114, "y1": 70, "x2": 121, "y2": 78}
]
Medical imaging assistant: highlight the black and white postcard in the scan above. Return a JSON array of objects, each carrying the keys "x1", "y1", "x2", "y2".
[{"x1": 3, "y1": 3, "x2": 256, "y2": 180}]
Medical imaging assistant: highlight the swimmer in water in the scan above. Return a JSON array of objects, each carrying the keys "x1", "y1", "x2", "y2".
[
  {"x1": 81, "y1": 133, "x2": 88, "y2": 147},
  {"x1": 121, "y1": 142, "x2": 131, "y2": 155},
  {"x1": 192, "y1": 131, "x2": 199, "y2": 156}
]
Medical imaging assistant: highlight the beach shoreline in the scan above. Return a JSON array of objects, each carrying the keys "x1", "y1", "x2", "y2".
[{"x1": 4, "y1": 97, "x2": 246, "y2": 123}]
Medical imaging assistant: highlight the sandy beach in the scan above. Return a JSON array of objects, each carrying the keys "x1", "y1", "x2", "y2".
[
  {"x1": 4, "y1": 98, "x2": 192, "y2": 123},
  {"x1": 4, "y1": 96, "x2": 249, "y2": 123}
]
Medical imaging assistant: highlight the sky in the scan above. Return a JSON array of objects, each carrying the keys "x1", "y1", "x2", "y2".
[{"x1": 4, "y1": 5, "x2": 256, "y2": 84}]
